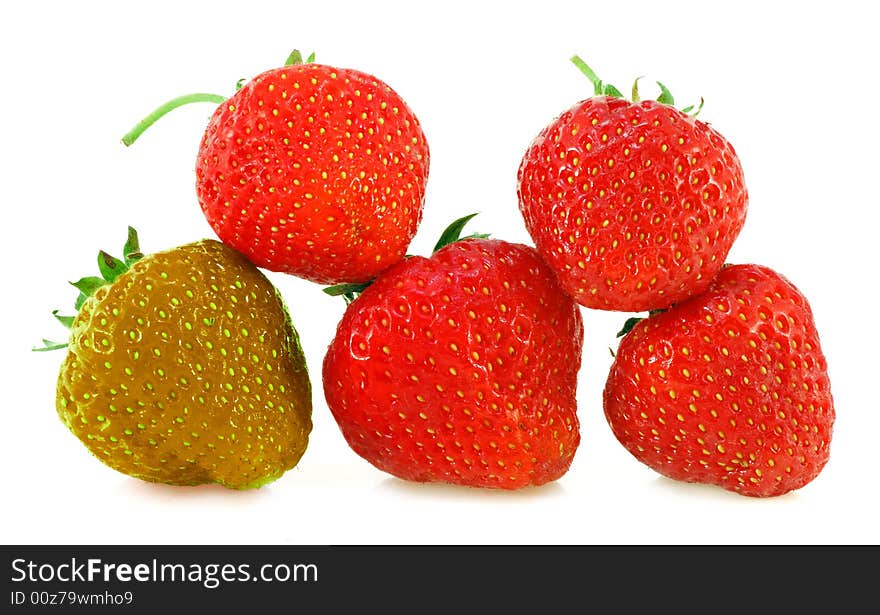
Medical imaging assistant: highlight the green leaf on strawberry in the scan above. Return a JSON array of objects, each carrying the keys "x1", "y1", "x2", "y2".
[{"x1": 432, "y1": 213, "x2": 491, "y2": 252}]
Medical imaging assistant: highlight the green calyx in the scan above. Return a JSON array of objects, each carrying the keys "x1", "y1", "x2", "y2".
[
  {"x1": 571, "y1": 55, "x2": 623, "y2": 98},
  {"x1": 322, "y1": 281, "x2": 373, "y2": 306},
  {"x1": 72, "y1": 226, "x2": 144, "y2": 307},
  {"x1": 121, "y1": 48, "x2": 316, "y2": 146},
  {"x1": 571, "y1": 55, "x2": 704, "y2": 116},
  {"x1": 284, "y1": 50, "x2": 316, "y2": 66},
  {"x1": 614, "y1": 308, "x2": 667, "y2": 339},
  {"x1": 431, "y1": 213, "x2": 490, "y2": 252},
  {"x1": 615, "y1": 316, "x2": 644, "y2": 339},
  {"x1": 33, "y1": 227, "x2": 144, "y2": 352},
  {"x1": 322, "y1": 213, "x2": 490, "y2": 305}
]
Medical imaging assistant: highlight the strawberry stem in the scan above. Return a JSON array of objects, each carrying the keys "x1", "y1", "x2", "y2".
[
  {"x1": 121, "y1": 93, "x2": 226, "y2": 146},
  {"x1": 570, "y1": 55, "x2": 603, "y2": 95},
  {"x1": 122, "y1": 51, "x2": 315, "y2": 146},
  {"x1": 570, "y1": 55, "x2": 621, "y2": 98}
]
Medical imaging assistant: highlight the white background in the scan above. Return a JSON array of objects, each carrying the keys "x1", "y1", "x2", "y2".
[{"x1": 2, "y1": 1, "x2": 877, "y2": 545}]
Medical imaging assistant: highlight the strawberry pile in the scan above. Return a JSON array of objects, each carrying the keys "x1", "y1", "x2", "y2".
[
  {"x1": 516, "y1": 57, "x2": 834, "y2": 497},
  {"x1": 39, "y1": 50, "x2": 833, "y2": 497}
]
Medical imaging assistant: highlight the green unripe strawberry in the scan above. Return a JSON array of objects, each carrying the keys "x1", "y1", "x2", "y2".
[{"x1": 43, "y1": 229, "x2": 312, "y2": 489}]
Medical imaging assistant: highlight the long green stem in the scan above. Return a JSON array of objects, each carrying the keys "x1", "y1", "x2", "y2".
[
  {"x1": 121, "y1": 93, "x2": 226, "y2": 146},
  {"x1": 570, "y1": 55, "x2": 623, "y2": 98},
  {"x1": 570, "y1": 55, "x2": 603, "y2": 95}
]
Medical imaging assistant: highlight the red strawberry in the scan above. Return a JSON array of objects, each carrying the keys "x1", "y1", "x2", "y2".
[
  {"x1": 322, "y1": 217, "x2": 584, "y2": 489},
  {"x1": 603, "y1": 264, "x2": 834, "y2": 497},
  {"x1": 123, "y1": 50, "x2": 429, "y2": 285},
  {"x1": 517, "y1": 57, "x2": 748, "y2": 312}
]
